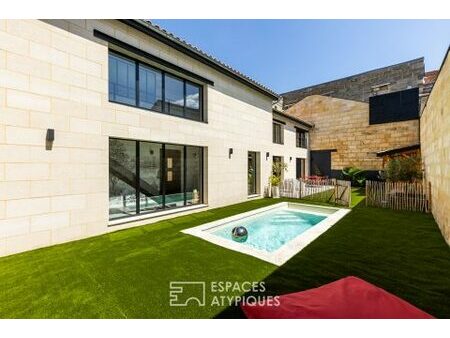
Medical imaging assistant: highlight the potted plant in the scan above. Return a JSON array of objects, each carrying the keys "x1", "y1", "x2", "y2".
[
  {"x1": 269, "y1": 161, "x2": 288, "y2": 198},
  {"x1": 269, "y1": 174, "x2": 281, "y2": 198}
]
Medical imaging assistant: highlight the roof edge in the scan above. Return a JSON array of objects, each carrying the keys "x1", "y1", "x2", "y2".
[
  {"x1": 282, "y1": 57, "x2": 425, "y2": 96},
  {"x1": 119, "y1": 19, "x2": 279, "y2": 100},
  {"x1": 376, "y1": 144, "x2": 420, "y2": 157},
  {"x1": 272, "y1": 110, "x2": 314, "y2": 129},
  {"x1": 421, "y1": 45, "x2": 450, "y2": 113}
]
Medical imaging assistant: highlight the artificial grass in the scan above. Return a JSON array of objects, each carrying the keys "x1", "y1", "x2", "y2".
[{"x1": 0, "y1": 191, "x2": 449, "y2": 318}]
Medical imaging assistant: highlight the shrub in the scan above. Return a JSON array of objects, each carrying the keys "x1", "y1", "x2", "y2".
[
  {"x1": 342, "y1": 166, "x2": 366, "y2": 186},
  {"x1": 385, "y1": 155, "x2": 423, "y2": 182}
]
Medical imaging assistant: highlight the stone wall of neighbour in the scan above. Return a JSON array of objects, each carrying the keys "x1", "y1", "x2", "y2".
[
  {"x1": 282, "y1": 58, "x2": 425, "y2": 109},
  {"x1": 420, "y1": 50, "x2": 450, "y2": 245},
  {"x1": 286, "y1": 95, "x2": 420, "y2": 171},
  {"x1": 0, "y1": 19, "x2": 307, "y2": 256}
]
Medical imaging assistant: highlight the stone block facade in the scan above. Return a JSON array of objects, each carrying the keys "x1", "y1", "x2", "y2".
[
  {"x1": 282, "y1": 58, "x2": 425, "y2": 109},
  {"x1": 420, "y1": 48, "x2": 450, "y2": 244},
  {"x1": 286, "y1": 95, "x2": 420, "y2": 172}
]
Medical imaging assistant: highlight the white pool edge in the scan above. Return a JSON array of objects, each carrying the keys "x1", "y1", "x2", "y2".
[{"x1": 181, "y1": 202, "x2": 351, "y2": 266}]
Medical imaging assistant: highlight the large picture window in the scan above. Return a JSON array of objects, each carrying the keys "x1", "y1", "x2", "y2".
[
  {"x1": 109, "y1": 138, "x2": 203, "y2": 221},
  {"x1": 108, "y1": 51, "x2": 204, "y2": 122}
]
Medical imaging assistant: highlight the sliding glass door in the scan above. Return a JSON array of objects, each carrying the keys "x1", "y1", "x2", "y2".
[
  {"x1": 139, "y1": 142, "x2": 163, "y2": 212},
  {"x1": 164, "y1": 144, "x2": 185, "y2": 209},
  {"x1": 186, "y1": 146, "x2": 203, "y2": 206},
  {"x1": 109, "y1": 139, "x2": 138, "y2": 219},
  {"x1": 109, "y1": 138, "x2": 203, "y2": 221}
]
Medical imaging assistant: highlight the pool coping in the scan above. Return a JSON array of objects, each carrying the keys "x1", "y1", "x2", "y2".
[{"x1": 181, "y1": 202, "x2": 351, "y2": 266}]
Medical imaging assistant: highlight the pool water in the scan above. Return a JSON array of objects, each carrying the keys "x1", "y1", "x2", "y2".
[{"x1": 211, "y1": 208, "x2": 326, "y2": 252}]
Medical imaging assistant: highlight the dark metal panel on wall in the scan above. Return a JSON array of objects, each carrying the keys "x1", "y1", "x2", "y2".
[
  {"x1": 369, "y1": 87, "x2": 419, "y2": 125},
  {"x1": 310, "y1": 150, "x2": 332, "y2": 177}
]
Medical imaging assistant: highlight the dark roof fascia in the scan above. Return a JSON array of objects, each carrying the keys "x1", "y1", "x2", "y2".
[
  {"x1": 93, "y1": 29, "x2": 214, "y2": 86},
  {"x1": 119, "y1": 19, "x2": 279, "y2": 100},
  {"x1": 272, "y1": 110, "x2": 313, "y2": 129},
  {"x1": 273, "y1": 118, "x2": 286, "y2": 125},
  {"x1": 376, "y1": 144, "x2": 421, "y2": 157}
]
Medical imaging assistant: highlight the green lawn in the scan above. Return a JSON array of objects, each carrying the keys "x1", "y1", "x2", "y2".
[{"x1": 0, "y1": 189, "x2": 449, "y2": 318}]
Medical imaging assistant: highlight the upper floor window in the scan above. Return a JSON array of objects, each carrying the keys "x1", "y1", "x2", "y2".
[
  {"x1": 185, "y1": 82, "x2": 201, "y2": 120},
  {"x1": 273, "y1": 121, "x2": 284, "y2": 144},
  {"x1": 109, "y1": 53, "x2": 136, "y2": 105},
  {"x1": 165, "y1": 74, "x2": 185, "y2": 117},
  {"x1": 296, "y1": 128, "x2": 308, "y2": 148},
  {"x1": 138, "y1": 64, "x2": 163, "y2": 112},
  {"x1": 108, "y1": 51, "x2": 203, "y2": 122}
]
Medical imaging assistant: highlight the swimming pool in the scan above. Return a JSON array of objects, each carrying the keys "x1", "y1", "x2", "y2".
[{"x1": 182, "y1": 202, "x2": 350, "y2": 266}]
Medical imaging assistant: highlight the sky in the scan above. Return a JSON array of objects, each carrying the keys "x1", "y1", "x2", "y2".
[{"x1": 152, "y1": 20, "x2": 450, "y2": 94}]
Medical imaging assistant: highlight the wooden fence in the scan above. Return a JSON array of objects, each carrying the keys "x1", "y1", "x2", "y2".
[
  {"x1": 366, "y1": 180, "x2": 431, "y2": 212},
  {"x1": 279, "y1": 178, "x2": 351, "y2": 207}
]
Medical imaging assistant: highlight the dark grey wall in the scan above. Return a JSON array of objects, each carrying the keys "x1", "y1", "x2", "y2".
[{"x1": 282, "y1": 58, "x2": 425, "y2": 109}]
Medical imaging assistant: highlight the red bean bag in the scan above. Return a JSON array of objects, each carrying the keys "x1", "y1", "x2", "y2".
[{"x1": 241, "y1": 276, "x2": 433, "y2": 319}]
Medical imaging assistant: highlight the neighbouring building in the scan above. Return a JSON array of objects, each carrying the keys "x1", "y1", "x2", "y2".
[
  {"x1": 420, "y1": 47, "x2": 450, "y2": 245},
  {"x1": 0, "y1": 19, "x2": 311, "y2": 256},
  {"x1": 281, "y1": 58, "x2": 436, "y2": 179}
]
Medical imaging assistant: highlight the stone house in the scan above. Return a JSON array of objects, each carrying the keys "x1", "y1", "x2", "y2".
[
  {"x1": 281, "y1": 58, "x2": 436, "y2": 179},
  {"x1": 0, "y1": 19, "x2": 311, "y2": 256}
]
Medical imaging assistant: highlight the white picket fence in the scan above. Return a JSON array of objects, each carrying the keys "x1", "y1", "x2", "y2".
[{"x1": 279, "y1": 178, "x2": 351, "y2": 207}]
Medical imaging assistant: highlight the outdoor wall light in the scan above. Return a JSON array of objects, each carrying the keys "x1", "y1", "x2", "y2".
[
  {"x1": 46, "y1": 128, "x2": 55, "y2": 151},
  {"x1": 266, "y1": 152, "x2": 270, "y2": 160},
  {"x1": 290, "y1": 157, "x2": 292, "y2": 161},
  {"x1": 229, "y1": 148, "x2": 233, "y2": 159}
]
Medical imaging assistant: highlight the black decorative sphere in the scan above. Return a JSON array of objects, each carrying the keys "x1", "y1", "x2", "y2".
[{"x1": 231, "y1": 226, "x2": 248, "y2": 242}]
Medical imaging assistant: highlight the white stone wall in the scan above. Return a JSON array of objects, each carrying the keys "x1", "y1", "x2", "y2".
[{"x1": 0, "y1": 19, "x2": 308, "y2": 256}]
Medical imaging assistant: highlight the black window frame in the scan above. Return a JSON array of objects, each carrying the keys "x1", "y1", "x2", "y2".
[
  {"x1": 108, "y1": 137, "x2": 204, "y2": 222},
  {"x1": 108, "y1": 52, "x2": 137, "y2": 106},
  {"x1": 108, "y1": 50, "x2": 205, "y2": 123},
  {"x1": 296, "y1": 128, "x2": 308, "y2": 148},
  {"x1": 296, "y1": 158, "x2": 306, "y2": 179},
  {"x1": 137, "y1": 62, "x2": 163, "y2": 112},
  {"x1": 272, "y1": 121, "x2": 284, "y2": 145}
]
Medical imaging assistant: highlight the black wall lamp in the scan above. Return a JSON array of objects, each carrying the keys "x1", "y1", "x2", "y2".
[
  {"x1": 266, "y1": 152, "x2": 270, "y2": 160},
  {"x1": 290, "y1": 156, "x2": 292, "y2": 162},
  {"x1": 229, "y1": 148, "x2": 233, "y2": 159},
  {"x1": 46, "y1": 128, "x2": 55, "y2": 151}
]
